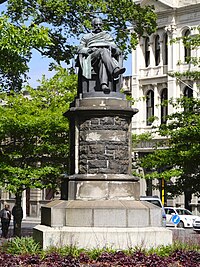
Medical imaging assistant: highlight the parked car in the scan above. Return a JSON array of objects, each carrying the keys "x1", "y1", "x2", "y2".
[
  {"x1": 140, "y1": 195, "x2": 166, "y2": 227},
  {"x1": 193, "y1": 217, "x2": 200, "y2": 233},
  {"x1": 164, "y1": 207, "x2": 200, "y2": 228}
]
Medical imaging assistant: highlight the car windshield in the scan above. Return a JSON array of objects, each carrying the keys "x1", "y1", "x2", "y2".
[
  {"x1": 176, "y1": 209, "x2": 193, "y2": 215},
  {"x1": 145, "y1": 200, "x2": 162, "y2": 208}
]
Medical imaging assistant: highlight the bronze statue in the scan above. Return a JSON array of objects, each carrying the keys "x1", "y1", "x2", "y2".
[{"x1": 77, "y1": 17, "x2": 126, "y2": 94}]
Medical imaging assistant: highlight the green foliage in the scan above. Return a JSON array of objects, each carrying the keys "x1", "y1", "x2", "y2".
[
  {"x1": 1, "y1": 239, "x2": 199, "y2": 265},
  {"x1": 147, "y1": 241, "x2": 200, "y2": 257},
  {"x1": 141, "y1": 96, "x2": 200, "y2": 196},
  {"x1": 3, "y1": 240, "x2": 199, "y2": 258},
  {"x1": 5, "y1": 1, "x2": 157, "y2": 54},
  {"x1": 132, "y1": 132, "x2": 153, "y2": 147},
  {"x1": 43, "y1": 245, "x2": 116, "y2": 260},
  {"x1": 42, "y1": 242, "x2": 200, "y2": 259},
  {"x1": 0, "y1": 14, "x2": 51, "y2": 91},
  {"x1": 0, "y1": 66, "x2": 77, "y2": 195},
  {"x1": 43, "y1": 245, "x2": 85, "y2": 258},
  {"x1": 86, "y1": 247, "x2": 117, "y2": 260},
  {"x1": 168, "y1": 70, "x2": 200, "y2": 80},
  {"x1": 0, "y1": 0, "x2": 157, "y2": 91},
  {"x1": 1, "y1": 237, "x2": 41, "y2": 255}
]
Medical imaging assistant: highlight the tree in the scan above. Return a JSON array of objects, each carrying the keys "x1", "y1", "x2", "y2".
[
  {"x1": 0, "y1": 14, "x2": 51, "y2": 91},
  {"x1": 140, "y1": 97, "x2": 200, "y2": 204},
  {"x1": 0, "y1": 0, "x2": 157, "y2": 91},
  {"x1": 0, "y1": 66, "x2": 77, "y2": 236},
  {"x1": 139, "y1": 31, "x2": 200, "y2": 207}
]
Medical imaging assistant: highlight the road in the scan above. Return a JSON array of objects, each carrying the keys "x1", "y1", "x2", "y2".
[
  {"x1": 3, "y1": 217, "x2": 41, "y2": 238},
  {"x1": 168, "y1": 227, "x2": 200, "y2": 246}
]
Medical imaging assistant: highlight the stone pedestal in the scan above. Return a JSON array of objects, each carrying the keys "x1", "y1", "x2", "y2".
[
  {"x1": 65, "y1": 97, "x2": 140, "y2": 200},
  {"x1": 34, "y1": 225, "x2": 172, "y2": 250},
  {"x1": 33, "y1": 95, "x2": 172, "y2": 249},
  {"x1": 34, "y1": 199, "x2": 172, "y2": 249}
]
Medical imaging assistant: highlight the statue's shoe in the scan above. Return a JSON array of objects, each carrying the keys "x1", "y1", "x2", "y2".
[
  {"x1": 113, "y1": 67, "x2": 126, "y2": 78},
  {"x1": 101, "y1": 84, "x2": 110, "y2": 94}
]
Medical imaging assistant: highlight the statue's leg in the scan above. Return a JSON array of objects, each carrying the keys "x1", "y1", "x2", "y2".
[
  {"x1": 100, "y1": 48, "x2": 117, "y2": 74},
  {"x1": 100, "y1": 48, "x2": 125, "y2": 78},
  {"x1": 98, "y1": 61, "x2": 110, "y2": 94},
  {"x1": 98, "y1": 60, "x2": 108, "y2": 84},
  {"x1": 91, "y1": 51, "x2": 110, "y2": 93}
]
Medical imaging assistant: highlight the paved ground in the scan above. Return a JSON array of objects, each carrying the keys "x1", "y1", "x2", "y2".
[
  {"x1": 0, "y1": 216, "x2": 40, "y2": 240},
  {"x1": 170, "y1": 227, "x2": 200, "y2": 246}
]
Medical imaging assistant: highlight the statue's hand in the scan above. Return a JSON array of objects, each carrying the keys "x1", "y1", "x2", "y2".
[
  {"x1": 80, "y1": 48, "x2": 95, "y2": 56},
  {"x1": 87, "y1": 47, "x2": 97, "y2": 54},
  {"x1": 112, "y1": 47, "x2": 121, "y2": 56}
]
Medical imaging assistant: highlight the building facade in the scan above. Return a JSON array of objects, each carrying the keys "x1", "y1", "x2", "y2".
[{"x1": 123, "y1": 0, "x2": 200, "y2": 215}]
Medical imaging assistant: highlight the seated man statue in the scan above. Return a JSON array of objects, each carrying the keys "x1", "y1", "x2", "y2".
[{"x1": 77, "y1": 17, "x2": 126, "y2": 94}]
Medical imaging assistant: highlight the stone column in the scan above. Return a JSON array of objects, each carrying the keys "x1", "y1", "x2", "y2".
[{"x1": 65, "y1": 97, "x2": 140, "y2": 201}]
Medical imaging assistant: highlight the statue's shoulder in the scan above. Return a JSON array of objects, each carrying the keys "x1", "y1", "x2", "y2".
[{"x1": 81, "y1": 32, "x2": 93, "y2": 41}]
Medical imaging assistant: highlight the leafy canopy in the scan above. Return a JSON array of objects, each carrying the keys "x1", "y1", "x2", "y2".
[
  {"x1": 0, "y1": 14, "x2": 51, "y2": 91},
  {"x1": 0, "y1": 66, "x2": 77, "y2": 194},
  {"x1": 0, "y1": 0, "x2": 157, "y2": 91},
  {"x1": 140, "y1": 96, "x2": 200, "y2": 197}
]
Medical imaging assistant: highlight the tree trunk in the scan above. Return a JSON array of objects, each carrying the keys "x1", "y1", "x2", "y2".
[
  {"x1": 184, "y1": 190, "x2": 192, "y2": 211},
  {"x1": 13, "y1": 193, "x2": 23, "y2": 237}
]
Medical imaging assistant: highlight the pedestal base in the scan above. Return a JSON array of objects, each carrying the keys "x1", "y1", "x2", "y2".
[
  {"x1": 40, "y1": 200, "x2": 163, "y2": 228},
  {"x1": 33, "y1": 225, "x2": 172, "y2": 250},
  {"x1": 68, "y1": 174, "x2": 140, "y2": 200},
  {"x1": 34, "y1": 200, "x2": 173, "y2": 249}
]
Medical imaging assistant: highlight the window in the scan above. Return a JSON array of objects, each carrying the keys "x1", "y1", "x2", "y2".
[
  {"x1": 165, "y1": 208, "x2": 175, "y2": 215},
  {"x1": 42, "y1": 188, "x2": 54, "y2": 200},
  {"x1": 161, "y1": 88, "x2": 168, "y2": 124},
  {"x1": 184, "y1": 86, "x2": 193, "y2": 98},
  {"x1": 163, "y1": 33, "x2": 168, "y2": 65},
  {"x1": 184, "y1": 29, "x2": 191, "y2": 62},
  {"x1": 145, "y1": 37, "x2": 150, "y2": 67},
  {"x1": 176, "y1": 209, "x2": 192, "y2": 216},
  {"x1": 146, "y1": 90, "x2": 154, "y2": 126},
  {"x1": 184, "y1": 86, "x2": 193, "y2": 112},
  {"x1": 146, "y1": 200, "x2": 162, "y2": 208},
  {"x1": 155, "y1": 35, "x2": 160, "y2": 66}
]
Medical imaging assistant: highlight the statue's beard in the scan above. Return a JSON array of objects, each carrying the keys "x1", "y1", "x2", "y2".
[{"x1": 93, "y1": 28, "x2": 102, "y2": 33}]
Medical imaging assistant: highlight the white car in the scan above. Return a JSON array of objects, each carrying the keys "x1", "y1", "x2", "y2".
[
  {"x1": 193, "y1": 217, "x2": 200, "y2": 233},
  {"x1": 164, "y1": 207, "x2": 200, "y2": 228},
  {"x1": 140, "y1": 196, "x2": 166, "y2": 227}
]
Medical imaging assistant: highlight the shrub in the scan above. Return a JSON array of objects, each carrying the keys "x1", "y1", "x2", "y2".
[
  {"x1": 0, "y1": 237, "x2": 41, "y2": 255},
  {"x1": 0, "y1": 238, "x2": 199, "y2": 266}
]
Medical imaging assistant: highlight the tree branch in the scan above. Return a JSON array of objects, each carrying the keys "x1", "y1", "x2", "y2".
[{"x1": 0, "y1": 0, "x2": 7, "y2": 4}]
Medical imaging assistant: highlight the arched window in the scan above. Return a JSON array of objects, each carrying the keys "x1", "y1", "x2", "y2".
[
  {"x1": 146, "y1": 90, "x2": 154, "y2": 126},
  {"x1": 184, "y1": 86, "x2": 193, "y2": 112},
  {"x1": 163, "y1": 33, "x2": 168, "y2": 65},
  {"x1": 184, "y1": 29, "x2": 191, "y2": 62},
  {"x1": 161, "y1": 88, "x2": 168, "y2": 124},
  {"x1": 184, "y1": 86, "x2": 193, "y2": 98},
  {"x1": 155, "y1": 35, "x2": 160, "y2": 66},
  {"x1": 145, "y1": 37, "x2": 150, "y2": 67}
]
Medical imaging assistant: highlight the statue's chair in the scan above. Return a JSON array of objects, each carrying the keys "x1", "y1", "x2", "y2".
[{"x1": 76, "y1": 53, "x2": 124, "y2": 97}]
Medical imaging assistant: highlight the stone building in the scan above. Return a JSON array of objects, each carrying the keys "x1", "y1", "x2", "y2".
[
  {"x1": 0, "y1": 187, "x2": 61, "y2": 219},
  {"x1": 122, "y1": 0, "x2": 200, "y2": 215}
]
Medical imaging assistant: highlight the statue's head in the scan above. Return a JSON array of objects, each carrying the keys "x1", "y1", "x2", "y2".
[{"x1": 92, "y1": 17, "x2": 103, "y2": 33}]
